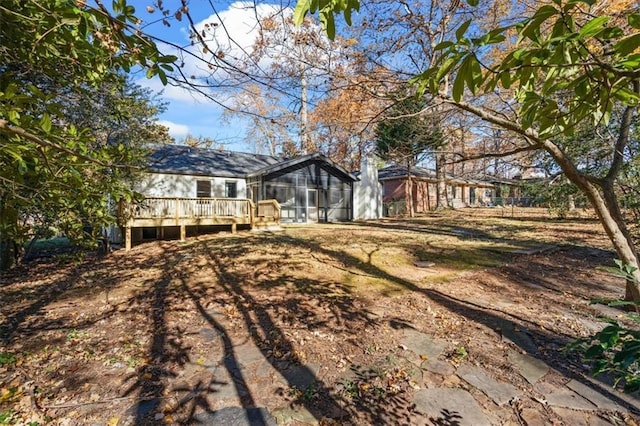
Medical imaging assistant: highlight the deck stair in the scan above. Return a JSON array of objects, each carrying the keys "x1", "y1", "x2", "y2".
[{"x1": 253, "y1": 200, "x2": 281, "y2": 229}]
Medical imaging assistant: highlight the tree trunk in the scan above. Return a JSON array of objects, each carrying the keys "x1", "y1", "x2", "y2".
[
  {"x1": 299, "y1": 56, "x2": 312, "y2": 154},
  {"x1": 556, "y1": 160, "x2": 640, "y2": 301},
  {"x1": 0, "y1": 202, "x2": 18, "y2": 272},
  {"x1": 0, "y1": 238, "x2": 15, "y2": 271},
  {"x1": 598, "y1": 180, "x2": 640, "y2": 302},
  {"x1": 436, "y1": 151, "x2": 448, "y2": 209},
  {"x1": 406, "y1": 163, "x2": 414, "y2": 217}
]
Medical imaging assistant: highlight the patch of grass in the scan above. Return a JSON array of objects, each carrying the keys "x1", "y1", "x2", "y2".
[
  {"x1": 125, "y1": 356, "x2": 138, "y2": 368},
  {"x1": 434, "y1": 246, "x2": 506, "y2": 270},
  {"x1": 0, "y1": 410, "x2": 15, "y2": 425},
  {"x1": 289, "y1": 383, "x2": 318, "y2": 402},
  {"x1": 340, "y1": 379, "x2": 359, "y2": 399},
  {"x1": 66, "y1": 328, "x2": 88, "y2": 341},
  {"x1": 0, "y1": 353, "x2": 16, "y2": 366}
]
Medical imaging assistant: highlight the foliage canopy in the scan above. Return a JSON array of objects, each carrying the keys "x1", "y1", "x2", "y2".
[{"x1": 0, "y1": 0, "x2": 175, "y2": 268}]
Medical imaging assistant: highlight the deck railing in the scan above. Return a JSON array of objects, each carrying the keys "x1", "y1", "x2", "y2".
[
  {"x1": 127, "y1": 197, "x2": 253, "y2": 223},
  {"x1": 256, "y1": 199, "x2": 281, "y2": 221}
]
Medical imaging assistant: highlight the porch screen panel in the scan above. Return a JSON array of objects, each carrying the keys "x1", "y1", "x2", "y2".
[
  {"x1": 265, "y1": 174, "x2": 307, "y2": 222},
  {"x1": 295, "y1": 175, "x2": 307, "y2": 222},
  {"x1": 265, "y1": 184, "x2": 294, "y2": 219},
  {"x1": 327, "y1": 186, "x2": 352, "y2": 222}
]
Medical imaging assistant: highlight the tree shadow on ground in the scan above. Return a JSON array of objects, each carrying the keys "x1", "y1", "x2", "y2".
[
  {"x1": 347, "y1": 216, "x2": 608, "y2": 249},
  {"x1": 2, "y1": 222, "x2": 635, "y2": 424},
  {"x1": 0, "y1": 254, "x2": 124, "y2": 346},
  {"x1": 184, "y1": 236, "x2": 413, "y2": 423},
  {"x1": 113, "y1": 234, "x2": 402, "y2": 424},
  {"x1": 348, "y1": 219, "x2": 497, "y2": 241},
  {"x1": 272, "y1": 233, "x2": 639, "y2": 415}
]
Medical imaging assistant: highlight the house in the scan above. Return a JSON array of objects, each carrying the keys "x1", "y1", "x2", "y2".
[
  {"x1": 378, "y1": 165, "x2": 495, "y2": 214},
  {"x1": 117, "y1": 144, "x2": 372, "y2": 249}
]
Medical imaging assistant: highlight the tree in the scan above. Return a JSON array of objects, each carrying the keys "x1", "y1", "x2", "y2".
[
  {"x1": 240, "y1": 12, "x2": 342, "y2": 154},
  {"x1": 296, "y1": 0, "x2": 640, "y2": 300},
  {"x1": 310, "y1": 69, "x2": 392, "y2": 170},
  {"x1": 223, "y1": 84, "x2": 297, "y2": 156},
  {"x1": 0, "y1": 1, "x2": 176, "y2": 269},
  {"x1": 375, "y1": 95, "x2": 444, "y2": 217}
]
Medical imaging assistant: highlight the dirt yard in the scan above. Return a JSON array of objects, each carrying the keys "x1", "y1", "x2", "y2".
[{"x1": 1, "y1": 209, "x2": 639, "y2": 425}]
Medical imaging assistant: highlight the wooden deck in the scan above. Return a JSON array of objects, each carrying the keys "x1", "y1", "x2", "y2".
[{"x1": 120, "y1": 197, "x2": 280, "y2": 250}]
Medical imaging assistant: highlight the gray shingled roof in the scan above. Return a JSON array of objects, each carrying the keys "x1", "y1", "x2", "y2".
[
  {"x1": 147, "y1": 144, "x2": 281, "y2": 178},
  {"x1": 247, "y1": 152, "x2": 358, "y2": 181},
  {"x1": 378, "y1": 165, "x2": 494, "y2": 187},
  {"x1": 378, "y1": 165, "x2": 436, "y2": 180}
]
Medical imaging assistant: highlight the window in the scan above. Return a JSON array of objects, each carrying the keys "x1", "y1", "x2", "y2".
[
  {"x1": 196, "y1": 180, "x2": 211, "y2": 198},
  {"x1": 225, "y1": 181, "x2": 237, "y2": 198}
]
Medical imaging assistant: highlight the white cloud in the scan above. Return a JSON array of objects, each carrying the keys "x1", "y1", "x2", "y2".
[
  {"x1": 192, "y1": 2, "x2": 287, "y2": 67},
  {"x1": 158, "y1": 120, "x2": 190, "y2": 138}
]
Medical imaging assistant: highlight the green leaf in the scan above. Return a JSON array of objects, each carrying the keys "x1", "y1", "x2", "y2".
[
  {"x1": 617, "y1": 53, "x2": 640, "y2": 69},
  {"x1": 614, "y1": 34, "x2": 640, "y2": 55},
  {"x1": 294, "y1": 0, "x2": 312, "y2": 26},
  {"x1": 434, "y1": 41, "x2": 454, "y2": 51},
  {"x1": 456, "y1": 20, "x2": 471, "y2": 41},
  {"x1": 435, "y1": 56, "x2": 459, "y2": 82},
  {"x1": 157, "y1": 54, "x2": 177, "y2": 63},
  {"x1": 452, "y1": 68, "x2": 466, "y2": 101},
  {"x1": 146, "y1": 66, "x2": 157, "y2": 79},
  {"x1": 158, "y1": 69, "x2": 168, "y2": 85},
  {"x1": 8, "y1": 110, "x2": 20, "y2": 124},
  {"x1": 344, "y1": 5, "x2": 352, "y2": 26},
  {"x1": 500, "y1": 71, "x2": 511, "y2": 89},
  {"x1": 325, "y1": 12, "x2": 336, "y2": 40},
  {"x1": 466, "y1": 0, "x2": 479, "y2": 6},
  {"x1": 40, "y1": 113, "x2": 52, "y2": 133},
  {"x1": 584, "y1": 344, "x2": 605, "y2": 358},
  {"x1": 601, "y1": 27, "x2": 624, "y2": 39},
  {"x1": 578, "y1": 16, "x2": 610, "y2": 38},
  {"x1": 521, "y1": 5, "x2": 558, "y2": 41},
  {"x1": 628, "y1": 13, "x2": 640, "y2": 29},
  {"x1": 469, "y1": 56, "x2": 482, "y2": 94}
]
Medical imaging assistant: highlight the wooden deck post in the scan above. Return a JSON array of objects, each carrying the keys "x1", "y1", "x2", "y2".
[
  {"x1": 231, "y1": 223, "x2": 237, "y2": 233},
  {"x1": 125, "y1": 226, "x2": 131, "y2": 251},
  {"x1": 180, "y1": 224, "x2": 186, "y2": 241}
]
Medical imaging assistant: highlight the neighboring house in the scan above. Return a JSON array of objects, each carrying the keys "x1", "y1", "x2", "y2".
[
  {"x1": 487, "y1": 176, "x2": 540, "y2": 206},
  {"x1": 378, "y1": 165, "x2": 495, "y2": 214},
  {"x1": 116, "y1": 144, "x2": 372, "y2": 248}
]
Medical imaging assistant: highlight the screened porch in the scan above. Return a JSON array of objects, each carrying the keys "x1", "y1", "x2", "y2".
[{"x1": 247, "y1": 157, "x2": 356, "y2": 223}]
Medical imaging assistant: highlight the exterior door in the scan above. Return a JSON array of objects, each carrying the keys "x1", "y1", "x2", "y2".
[{"x1": 307, "y1": 189, "x2": 318, "y2": 222}]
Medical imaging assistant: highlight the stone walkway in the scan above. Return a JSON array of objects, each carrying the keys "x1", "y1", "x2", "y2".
[
  {"x1": 176, "y1": 318, "x2": 640, "y2": 426},
  {"x1": 403, "y1": 329, "x2": 630, "y2": 425}
]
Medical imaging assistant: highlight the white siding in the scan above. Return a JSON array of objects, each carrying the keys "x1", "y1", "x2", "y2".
[{"x1": 136, "y1": 173, "x2": 248, "y2": 198}]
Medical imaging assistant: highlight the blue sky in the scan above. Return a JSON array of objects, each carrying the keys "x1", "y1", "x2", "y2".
[{"x1": 136, "y1": 1, "x2": 294, "y2": 152}]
